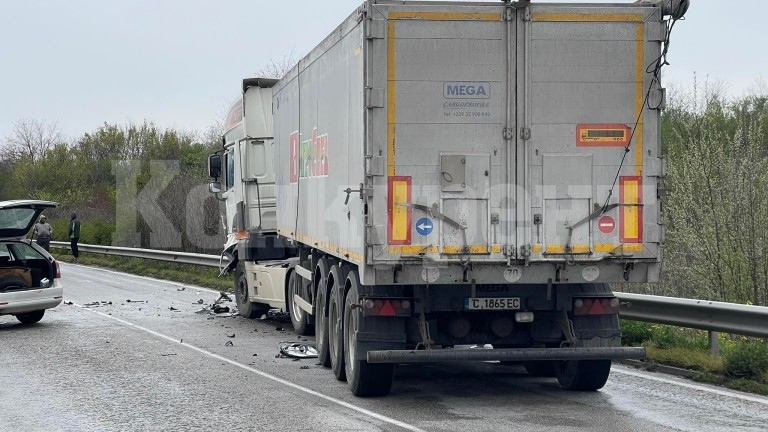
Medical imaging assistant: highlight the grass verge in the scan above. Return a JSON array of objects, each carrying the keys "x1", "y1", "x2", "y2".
[{"x1": 623, "y1": 320, "x2": 768, "y2": 396}]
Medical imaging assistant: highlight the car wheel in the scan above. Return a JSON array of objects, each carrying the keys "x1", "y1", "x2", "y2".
[{"x1": 16, "y1": 310, "x2": 45, "y2": 324}]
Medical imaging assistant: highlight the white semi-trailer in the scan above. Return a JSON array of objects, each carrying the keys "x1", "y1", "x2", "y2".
[{"x1": 208, "y1": 0, "x2": 689, "y2": 396}]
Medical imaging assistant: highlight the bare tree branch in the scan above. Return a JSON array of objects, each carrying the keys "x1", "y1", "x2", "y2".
[{"x1": 2, "y1": 118, "x2": 63, "y2": 162}]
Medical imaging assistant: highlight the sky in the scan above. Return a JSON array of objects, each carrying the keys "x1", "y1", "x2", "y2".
[{"x1": 0, "y1": 0, "x2": 765, "y2": 142}]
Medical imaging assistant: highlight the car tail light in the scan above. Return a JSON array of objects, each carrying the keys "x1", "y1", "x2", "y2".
[
  {"x1": 362, "y1": 297, "x2": 412, "y2": 317},
  {"x1": 55, "y1": 261, "x2": 61, "y2": 279},
  {"x1": 573, "y1": 297, "x2": 619, "y2": 315}
]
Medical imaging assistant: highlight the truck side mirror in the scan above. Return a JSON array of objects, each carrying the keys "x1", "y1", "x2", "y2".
[
  {"x1": 208, "y1": 154, "x2": 222, "y2": 178},
  {"x1": 208, "y1": 181, "x2": 223, "y2": 194}
]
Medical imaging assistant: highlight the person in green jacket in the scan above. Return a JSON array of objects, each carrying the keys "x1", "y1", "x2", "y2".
[{"x1": 69, "y1": 212, "x2": 81, "y2": 261}]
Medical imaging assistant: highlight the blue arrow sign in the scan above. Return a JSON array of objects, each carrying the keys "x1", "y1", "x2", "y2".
[{"x1": 415, "y1": 217, "x2": 434, "y2": 236}]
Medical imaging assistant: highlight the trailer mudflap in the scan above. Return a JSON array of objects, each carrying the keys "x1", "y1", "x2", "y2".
[{"x1": 367, "y1": 346, "x2": 645, "y2": 364}]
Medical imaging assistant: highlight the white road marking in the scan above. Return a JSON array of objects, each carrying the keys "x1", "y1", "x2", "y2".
[
  {"x1": 612, "y1": 366, "x2": 768, "y2": 405},
  {"x1": 72, "y1": 301, "x2": 424, "y2": 432}
]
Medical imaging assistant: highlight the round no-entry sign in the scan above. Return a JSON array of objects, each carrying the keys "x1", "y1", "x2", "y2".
[{"x1": 597, "y1": 215, "x2": 616, "y2": 234}]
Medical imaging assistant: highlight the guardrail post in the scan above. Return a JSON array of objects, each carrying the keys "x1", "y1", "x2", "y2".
[{"x1": 708, "y1": 331, "x2": 720, "y2": 354}]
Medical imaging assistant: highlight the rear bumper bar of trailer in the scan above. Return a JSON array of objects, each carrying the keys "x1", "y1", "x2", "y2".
[{"x1": 367, "y1": 347, "x2": 646, "y2": 364}]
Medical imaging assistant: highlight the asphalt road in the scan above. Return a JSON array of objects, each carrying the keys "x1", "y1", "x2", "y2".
[{"x1": 2, "y1": 263, "x2": 768, "y2": 432}]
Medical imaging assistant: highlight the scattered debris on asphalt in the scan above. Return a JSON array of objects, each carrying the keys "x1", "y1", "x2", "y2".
[
  {"x1": 126, "y1": 299, "x2": 147, "y2": 303},
  {"x1": 82, "y1": 301, "x2": 112, "y2": 308},
  {"x1": 225, "y1": 341, "x2": 234, "y2": 347},
  {"x1": 64, "y1": 301, "x2": 73, "y2": 305},
  {"x1": 260, "y1": 308, "x2": 290, "y2": 322},
  {"x1": 194, "y1": 292, "x2": 238, "y2": 317},
  {"x1": 177, "y1": 287, "x2": 185, "y2": 291},
  {"x1": 278, "y1": 342, "x2": 318, "y2": 359},
  {"x1": 275, "y1": 326, "x2": 284, "y2": 331},
  {"x1": 227, "y1": 333, "x2": 235, "y2": 338},
  {"x1": 161, "y1": 353, "x2": 177, "y2": 357},
  {"x1": 169, "y1": 306, "x2": 179, "y2": 311},
  {"x1": 300, "y1": 365, "x2": 309, "y2": 369}
]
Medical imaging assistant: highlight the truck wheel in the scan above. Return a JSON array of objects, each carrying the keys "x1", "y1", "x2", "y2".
[
  {"x1": 523, "y1": 361, "x2": 557, "y2": 377},
  {"x1": 555, "y1": 359, "x2": 611, "y2": 391},
  {"x1": 315, "y1": 258, "x2": 331, "y2": 367},
  {"x1": 344, "y1": 270, "x2": 394, "y2": 397},
  {"x1": 16, "y1": 310, "x2": 45, "y2": 324},
  {"x1": 287, "y1": 271, "x2": 314, "y2": 336},
  {"x1": 234, "y1": 262, "x2": 266, "y2": 319},
  {"x1": 328, "y1": 267, "x2": 346, "y2": 381}
]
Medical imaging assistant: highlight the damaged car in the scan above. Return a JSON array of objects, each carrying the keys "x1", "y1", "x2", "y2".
[{"x1": 0, "y1": 200, "x2": 63, "y2": 324}]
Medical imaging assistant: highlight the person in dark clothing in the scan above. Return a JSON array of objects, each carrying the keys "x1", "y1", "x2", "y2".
[
  {"x1": 69, "y1": 212, "x2": 81, "y2": 261},
  {"x1": 33, "y1": 215, "x2": 53, "y2": 252}
]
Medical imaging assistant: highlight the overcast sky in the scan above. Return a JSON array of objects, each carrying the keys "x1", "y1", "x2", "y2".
[{"x1": 0, "y1": 1, "x2": 764, "y2": 142}]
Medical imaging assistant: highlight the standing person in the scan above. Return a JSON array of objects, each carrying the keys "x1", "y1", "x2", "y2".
[
  {"x1": 33, "y1": 215, "x2": 53, "y2": 252},
  {"x1": 69, "y1": 212, "x2": 81, "y2": 261}
]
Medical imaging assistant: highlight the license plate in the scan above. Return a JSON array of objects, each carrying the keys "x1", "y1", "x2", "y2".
[{"x1": 464, "y1": 297, "x2": 521, "y2": 310}]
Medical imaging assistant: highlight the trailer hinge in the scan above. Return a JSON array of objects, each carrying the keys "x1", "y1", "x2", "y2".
[
  {"x1": 647, "y1": 156, "x2": 666, "y2": 178},
  {"x1": 520, "y1": 127, "x2": 531, "y2": 140},
  {"x1": 502, "y1": 127, "x2": 514, "y2": 140},
  {"x1": 365, "y1": 19, "x2": 384, "y2": 39},
  {"x1": 365, "y1": 155, "x2": 385, "y2": 176},
  {"x1": 522, "y1": 7, "x2": 531, "y2": 22},
  {"x1": 365, "y1": 87, "x2": 385, "y2": 108},
  {"x1": 504, "y1": 7, "x2": 515, "y2": 22}
]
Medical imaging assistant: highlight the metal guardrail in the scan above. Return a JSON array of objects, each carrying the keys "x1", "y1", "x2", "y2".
[
  {"x1": 50, "y1": 241, "x2": 768, "y2": 339},
  {"x1": 615, "y1": 292, "x2": 768, "y2": 339},
  {"x1": 50, "y1": 241, "x2": 226, "y2": 267}
]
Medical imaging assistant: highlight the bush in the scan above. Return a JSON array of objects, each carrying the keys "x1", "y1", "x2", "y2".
[
  {"x1": 621, "y1": 320, "x2": 655, "y2": 346},
  {"x1": 724, "y1": 342, "x2": 768, "y2": 379}
]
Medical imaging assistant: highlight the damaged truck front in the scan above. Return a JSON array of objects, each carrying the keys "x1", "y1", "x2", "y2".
[{"x1": 208, "y1": 0, "x2": 689, "y2": 397}]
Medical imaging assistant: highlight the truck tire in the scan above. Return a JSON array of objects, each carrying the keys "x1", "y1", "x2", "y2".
[
  {"x1": 315, "y1": 258, "x2": 331, "y2": 367},
  {"x1": 344, "y1": 270, "x2": 394, "y2": 397},
  {"x1": 287, "y1": 271, "x2": 314, "y2": 336},
  {"x1": 16, "y1": 310, "x2": 45, "y2": 324},
  {"x1": 328, "y1": 267, "x2": 346, "y2": 381},
  {"x1": 555, "y1": 359, "x2": 611, "y2": 391},
  {"x1": 523, "y1": 361, "x2": 557, "y2": 377},
  {"x1": 234, "y1": 261, "x2": 267, "y2": 319}
]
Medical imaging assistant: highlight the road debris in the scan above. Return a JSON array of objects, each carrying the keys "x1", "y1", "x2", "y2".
[
  {"x1": 177, "y1": 287, "x2": 185, "y2": 291},
  {"x1": 260, "y1": 308, "x2": 290, "y2": 322},
  {"x1": 300, "y1": 365, "x2": 310, "y2": 369},
  {"x1": 193, "y1": 292, "x2": 238, "y2": 317},
  {"x1": 278, "y1": 342, "x2": 318, "y2": 359},
  {"x1": 227, "y1": 333, "x2": 235, "y2": 338},
  {"x1": 169, "y1": 306, "x2": 179, "y2": 311},
  {"x1": 126, "y1": 299, "x2": 147, "y2": 303},
  {"x1": 225, "y1": 341, "x2": 234, "y2": 347},
  {"x1": 161, "y1": 353, "x2": 177, "y2": 357},
  {"x1": 82, "y1": 301, "x2": 112, "y2": 308}
]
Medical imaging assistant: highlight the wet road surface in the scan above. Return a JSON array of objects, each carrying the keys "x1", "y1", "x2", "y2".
[{"x1": 2, "y1": 263, "x2": 767, "y2": 431}]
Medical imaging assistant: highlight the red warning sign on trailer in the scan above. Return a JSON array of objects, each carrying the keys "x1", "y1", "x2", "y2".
[{"x1": 598, "y1": 216, "x2": 616, "y2": 234}]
